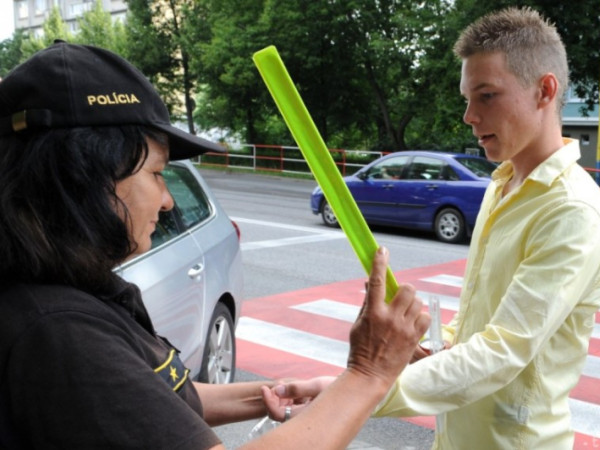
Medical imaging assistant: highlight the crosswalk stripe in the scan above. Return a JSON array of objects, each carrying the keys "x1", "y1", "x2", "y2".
[
  {"x1": 292, "y1": 299, "x2": 360, "y2": 323},
  {"x1": 421, "y1": 274, "x2": 464, "y2": 288},
  {"x1": 237, "y1": 317, "x2": 349, "y2": 367},
  {"x1": 241, "y1": 233, "x2": 345, "y2": 251},
  {"x1": 569, "y1": 398, "x2": 600, "y2": 437},
  {"x1": 582, "y1": 354, "x2": 600, "y2": 379}
]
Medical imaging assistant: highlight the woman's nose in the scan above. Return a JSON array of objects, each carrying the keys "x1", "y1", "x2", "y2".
[{"x1": 161, "y1": 186, "x2": 174, "y2": 212}]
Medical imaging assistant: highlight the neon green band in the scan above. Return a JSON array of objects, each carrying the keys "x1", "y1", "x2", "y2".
[{"x1": 253, "y1": 46, "x2": 398, "y2": 303}]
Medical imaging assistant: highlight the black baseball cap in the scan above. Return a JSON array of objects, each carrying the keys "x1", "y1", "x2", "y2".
[{"x1": 0, "y1": 41, "x2": 224, "y2": 160}]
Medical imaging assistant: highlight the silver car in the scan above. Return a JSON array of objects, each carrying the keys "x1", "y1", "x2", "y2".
[{"x1": 115, "y1": 160, "x2": 244, "y2": 384}]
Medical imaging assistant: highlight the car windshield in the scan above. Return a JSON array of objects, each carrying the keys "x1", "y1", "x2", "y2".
[{"x1": 456, "y1": 157, "x2": 497, "y2": 178}]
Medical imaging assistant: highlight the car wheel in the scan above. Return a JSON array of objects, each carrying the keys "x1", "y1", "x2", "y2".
[
  {"x1": 320, "y1": 200, "x2": 339, "y2": 228},
  {"x1": 198, "y1": 303, "x2": 236, "y2": 384},
  {"x1": 434, "y1": 208, "x2": 465, "y2": 243}
]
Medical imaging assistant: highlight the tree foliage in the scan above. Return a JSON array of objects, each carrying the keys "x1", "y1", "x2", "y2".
[
  {"x1": 0, "y1": 30, "x2": 26, "y2": 78},
  {"x1": 0, "y1": 0, "x2": 597, "y2": 151},
  {"x1": 75, "y1": 0, "x2": 128, "y2": 54},
  {"x1": 20, "y1": 6, "x2": 73, "y2": 58}
]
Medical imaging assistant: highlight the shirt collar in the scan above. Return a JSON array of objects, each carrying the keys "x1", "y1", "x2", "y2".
[
  {"x1": 491, "y1": 138, "x2": 580, "y2": 187},
  {"x1": 96, "y1": 275, "x2": 156, "y2": 334}
]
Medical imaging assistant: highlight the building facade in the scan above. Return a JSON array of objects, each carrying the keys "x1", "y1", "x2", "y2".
[
  {"x1": 562, "y1": 87, "x2": 599, "y2": 169},
  {"x1": 13, "y1": 0, "x2": 127, "y2": 38}
]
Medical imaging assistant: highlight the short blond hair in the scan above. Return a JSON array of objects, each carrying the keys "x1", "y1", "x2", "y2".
[{"x1": 454, "y1": 7, "x2": 569, "y2": 110}]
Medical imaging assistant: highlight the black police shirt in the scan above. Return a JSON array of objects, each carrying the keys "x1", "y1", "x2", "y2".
[{"x1": 0, "y1": 279, "x2": 221, "y2": 449}]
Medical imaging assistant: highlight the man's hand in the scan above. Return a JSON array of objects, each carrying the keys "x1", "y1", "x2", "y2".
[{"x1": 262, "y1": 376, "x2": 335, "y2": 422}]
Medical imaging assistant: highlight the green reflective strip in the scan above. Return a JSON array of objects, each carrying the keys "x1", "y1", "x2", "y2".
[{"x1": 253, "y1": 46, "x2": 398, "y2": 302}]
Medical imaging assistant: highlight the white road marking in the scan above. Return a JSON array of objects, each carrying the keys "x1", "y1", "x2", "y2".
[
  {"x1": 236, "y1": 316, "x2": 349, "y2": 367},
  {"x1": 292, "y1": 299, "x2": 361, "y2": 323},
  {"x1": 421, "y1": 274, "x2": 464, "y2": 288},
  {"x1": 568, "y1": 398, "x2": 600, "y2": 438},
  {"x1": 231, "y1": 217, "x2": 345, "y2": 251},
  {"x1": 231, "y1": 216, "x2": 341, "y2": 234},
  {"x1": 241, "y1": 233, "x2": 345, "y2": 251}
]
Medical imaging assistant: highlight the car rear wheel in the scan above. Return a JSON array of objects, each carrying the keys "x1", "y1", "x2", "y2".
[
  {"x1": 320, "y1": 200, "x2": 339, "y2": 228},
  {"x1": 198, "y1": 303, "x2": 236, "y2": 384},
  {"x1": 434, "y1": 208, "x2": 465, "y2": 243}
]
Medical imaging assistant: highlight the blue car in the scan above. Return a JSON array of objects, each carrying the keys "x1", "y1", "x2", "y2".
[{"x1": 310, "y1": 151, "x2": 496, "y2": 243}]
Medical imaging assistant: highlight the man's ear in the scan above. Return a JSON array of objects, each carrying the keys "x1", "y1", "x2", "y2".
[{"x1": 538, "y1": 73, "x2": 559, "y2": 107}]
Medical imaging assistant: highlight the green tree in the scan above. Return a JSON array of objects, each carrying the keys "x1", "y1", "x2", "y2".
[
  {"x1": 531, "y1": 0, "x2": 599, "y2": 110},
  {"x1": 20, "y1": 6, "x2": 73, "y2": 58},
  {"x1": 75, "y1": 0, "x2": 124, "y2": 52},
  {"x1": 125, "y1": 0, "x2": 204, "y2": 135},
  {"x1": 194, "y1": 0, "x2": 447, "y2": 149},
  {"x1": 330, "y1": 0, "x2": 452, "y2": 150},
  {"x1": 0, "y1": 30, "x2": 27, "y2": 77},
  {"x1": 190, "y1": 0, "x2": 279, "y2": 144}
]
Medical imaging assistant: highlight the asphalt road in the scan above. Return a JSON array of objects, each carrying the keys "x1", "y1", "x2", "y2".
[{"x1": 197, "y1": 167, "x2": 470, "y2": 449}]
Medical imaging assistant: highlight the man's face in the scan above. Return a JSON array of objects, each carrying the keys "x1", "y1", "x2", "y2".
[{"x1": 460, "y1": 51, "x2": 541, "y2": 163}]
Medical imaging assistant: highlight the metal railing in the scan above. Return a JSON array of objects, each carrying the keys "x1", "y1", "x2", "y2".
[
  {"x1": 197, "y1": 143, "x2": 387, "y2": 177},
  {"x1": 197, "y1": 143, "x2": 600, "y2": 183}
]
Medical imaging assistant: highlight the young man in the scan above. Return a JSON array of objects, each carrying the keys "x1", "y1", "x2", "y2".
[
  {"x1": 275, "y1": 7, "x2": 600, "y2": 449},
  {"x1": 372, "y1": 7, "x2": 600, "y2": 449}
]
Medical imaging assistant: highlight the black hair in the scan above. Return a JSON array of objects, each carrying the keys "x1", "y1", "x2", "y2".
[{"x1": 0, "y1": 126, "x2": 162, "y2": 292}]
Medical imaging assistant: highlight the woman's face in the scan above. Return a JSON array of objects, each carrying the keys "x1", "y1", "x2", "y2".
[{"x1": 115, "y1": 138, "x2": 174, "y2": 259}]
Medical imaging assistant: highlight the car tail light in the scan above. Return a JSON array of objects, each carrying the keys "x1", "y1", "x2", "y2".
[{"x1": 231, "y1": 220, "x2": 241, "y2": 241}]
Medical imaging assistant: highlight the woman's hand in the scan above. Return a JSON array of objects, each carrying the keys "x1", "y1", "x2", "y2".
[{"x1": 346, "y1": 247, "x2": 431, "y2": 387}]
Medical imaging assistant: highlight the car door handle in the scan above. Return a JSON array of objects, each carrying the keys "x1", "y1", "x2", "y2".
[
  {"x1": 188, "y1": 263, "x2": 205, "y2": 280},
  {"x1": 382, "y1": 184, "x2": 395, "y2": 189},
  {"x1": 425, "y1": 184, "x2": 439, "y2": 189}
]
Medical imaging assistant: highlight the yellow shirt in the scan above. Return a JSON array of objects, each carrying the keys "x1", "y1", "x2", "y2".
[{"x1": 373, "y1": 139, "x2": 600, "y2": 449}]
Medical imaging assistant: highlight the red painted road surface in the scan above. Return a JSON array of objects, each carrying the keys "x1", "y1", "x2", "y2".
[{"x1": 237, "y1": 259, "x2": 600, "y2": 449}]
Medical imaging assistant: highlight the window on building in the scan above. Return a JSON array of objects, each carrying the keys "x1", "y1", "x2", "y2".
[
  {"x1": 566, "y1": 86, "x2": 586, "y2": 103},
  {"x1": 35, "y1": 0, "x2": 46, "y2": 15},
  {"x1": 581, "y1": 134, "x2": 590, "y2": 146},
  {"x1": 70, "y1": 1, "x2": 95, "y2": 18},
  {"x1": 16, "y1": 0, "x2": 29, "y2": 19}
]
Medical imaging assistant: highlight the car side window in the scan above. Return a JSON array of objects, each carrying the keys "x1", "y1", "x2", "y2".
[
  {"x1": 164, "y1": 165, "x2": 212, "y2": 229},
  {"x1": 440, "y1": 164, "x2": 460, "y2": 181},
  {"x1": 151, "y1": 165, "x2": 213, "y2": 248},
  {"x1": 152, "y1": 209, "x2": 179, "y2": 247},
  {"x1": 406, "y1": 156, "x2": 444, "y2": 180},
  {"x1": 368, "y1": 156, "x2": 410, "y2": 180}
]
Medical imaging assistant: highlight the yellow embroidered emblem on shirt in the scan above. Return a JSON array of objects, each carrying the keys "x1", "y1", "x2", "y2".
[
  {"x1": 154, "y1": 349, "x2": 189, "y2": 392},
  {"x1": 170, "y1": 366, "x2": 179, "y2": 382}
]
